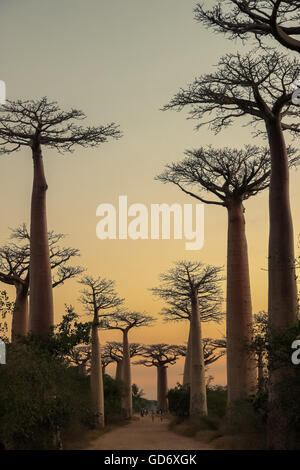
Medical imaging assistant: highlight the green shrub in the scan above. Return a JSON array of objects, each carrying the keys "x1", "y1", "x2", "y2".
[
  {"x1": 0, "y1": 344, "x2": 93, "y2": 449},
  {"x1": 103, "y1": 374, "x2": 124, "y2": 421},
  {"x1": 131, "y1": 383, "x2": 156, "y2": 412},
  {"x1": 167, "y1": 383, "x2": 190, "y2": 417},
  {"x1": 206, "y1": 385, "x2": 227, "y2": 419},
  {"x1": 0, "y1": 343, "x2": 128, "y2": 448},
  {"x1": 168, "y1": 383, "x2": 227, "y2": 423}
]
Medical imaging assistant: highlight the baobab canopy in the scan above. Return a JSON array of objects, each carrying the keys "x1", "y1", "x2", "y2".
[
  {"x1": 0, "y1": 97, "x2": 121, "y2": 154},
  {"x1": 163, "y1": 51, "x2": 300, "y2": 135},
  {"x1": 157, "y1": 145, "x2": 299, "y2": 206}
]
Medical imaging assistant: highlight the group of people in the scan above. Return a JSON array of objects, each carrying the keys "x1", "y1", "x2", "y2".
[{"x1": 140, "y1": 408, "x2": 165, "y2": 422}]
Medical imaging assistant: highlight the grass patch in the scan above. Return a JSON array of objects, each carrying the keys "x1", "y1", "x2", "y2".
[{"x1": 168, "y1": 390, "x2": 267, "y2": 450}]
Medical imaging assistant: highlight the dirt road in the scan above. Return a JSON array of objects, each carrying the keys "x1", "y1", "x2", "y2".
[{"x1": 87, "y1": 416, "x2": 213, "y2": 450}]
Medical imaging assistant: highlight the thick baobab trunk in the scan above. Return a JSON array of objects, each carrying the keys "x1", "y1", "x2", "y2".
[
  {"x1": 115, "y1": 360, "x2": 123, "y2": 381},
  {"x1": 90, "y1": 315, "x2": 105, "y2": 428},
  {"x1": 189, "y1": 291, "x2": 207, "y2": 419},
  {"x1": 266, "y1": 119, "x2": 298, "y2": 333},
  {"x1": 157, "y1": 365, "x2": 168, "y2": 411},
  {"x1": 29, "y1": 144, "x2": 54, "y2": 336},
  {"x1": 122, "y1": 330, "x2": 132, "y2": 419},
  {"x1": 266, "y1": 119, "x2": 298, "y2": 450},
  {"x1": 183, "y1": 326, "x2": 192, "y2": 385},
  {"x1": 11, "y1": 282, "x2": 29, "y2": 341},
  {"x1": 226, "y1": 199, "x2": 256, "y2": 426}
]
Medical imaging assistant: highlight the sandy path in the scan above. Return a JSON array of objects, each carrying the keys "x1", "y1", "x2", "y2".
[{"x1": 87, "y1": 416, "x2": 213, "y2": 450}]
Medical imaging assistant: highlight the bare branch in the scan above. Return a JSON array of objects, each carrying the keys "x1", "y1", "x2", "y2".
[
  {"x1": 135, "y1": 344, "x2": 186, "y2": 367},
  {"x1": 195, "y1": 1, "x2": 300, "y2": 52},
  {"x1": 103, "y1": 341, "x2": 145, "y2": 362},
  {"x1": 157, "y1": 145, "x2": 299, "y2": 207},
  {"x1": 78, "y1": 275, "x2": 124, "y2": 320},
  {"x1": 0, "y1": 97, "x2": 121, "y2": 155},
  {"x1": 151, "y1": 260, "x2": 224, "y2": 324},
  {"x1": 163, "y1": 51, "x2": 300, "y2": 135},
  {"x1": 0, "y1": 224, "x2": 83, "y2": 290},
  {"x1": 103, "y1": 310, "x2": 155, "y2": 332}
]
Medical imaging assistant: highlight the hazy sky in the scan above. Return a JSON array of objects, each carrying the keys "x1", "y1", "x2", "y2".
[{"x1": 0, "y1": 0, "x2": 299, "y2": 398}]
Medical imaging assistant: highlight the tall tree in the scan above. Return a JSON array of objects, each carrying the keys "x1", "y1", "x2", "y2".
[
  {"x1": 154, "y1": 269, "x2": 223, "y2": 386},
  {"x1": 103, "y1": 341, "x2": 144, "y2": 381},
  {"x1": 137, "y1": 344, "x2": 186, "y2": 412},
  {"x1": 0, "y1": 98, "x2": 121, "y2": 337},
  {"x1": 157, "y1": 146, "x2": 279, "y2": 423},
  {"x1": 104, "y1": 311, "x2": 154, "y2": 419},
  {"x1": 79, "y1": 276, "x2": 123, "y2": 428},
  {"x1": 163, "y1": 52, "x2": 299, "y2": 442},
  {"x1": 0, "y1": 224, "x2": 83, "y2": 341},
  {"x1": 195, "y1": 1, "x2": 300, "y2": 53},
  {"x1": 152, "y1": 261, "x2": 223, "y2": 419},
  {"x1": 66, "y1": 345, "x2": 114, "y2": 375}
]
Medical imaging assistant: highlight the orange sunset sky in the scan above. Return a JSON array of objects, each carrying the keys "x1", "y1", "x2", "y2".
[{"x1": 0, "y1": 0, "x2": 299, "y2": 399}]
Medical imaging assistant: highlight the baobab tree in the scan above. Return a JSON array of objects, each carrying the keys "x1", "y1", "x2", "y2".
[
  {"x1": 152, "y1": 261, "x2": 223, "y2": 419},
  {"x1": 103, "y1": 341, "x2": 144, "y2": 381},
  {"x1": 79, "y1": 275, "x2": 123, "y2": 428},
  {"x1": 163, "y1": 52, "x2": 299, "y2": 333},
  {"x1": 0, "y1": 98, "x2": 121, "y2": 337},
  {"x1": 136, "y1": 344, "x2": 186, "y2": 412},
  {"x1": 0, "y1": 224, "x2": 83, "y2": 341},
  {"x1": 163, "y1": 52, "x2": 300, "y2": 441},
  {"x1": 195, "y1": 1, "x2": 300, "y2": 53},
  {"x1": 66, "y1": 345, "x2": 113, "y2": 375},
  {"x1": 157, "y1": 146, "x2": 282, "y2": 421},
  {"x1": 104, "y1": 311, "x2": 154, "y2": 419},
  {"x1": 104, "y1": 341, "x2": 124, "y2": 381},
  {"x1": 153, "y1": 267, "x2": 223, "y2": 386},
  {"x1": 100, "y1": 350, "x2": 114, "y2": 375}
]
